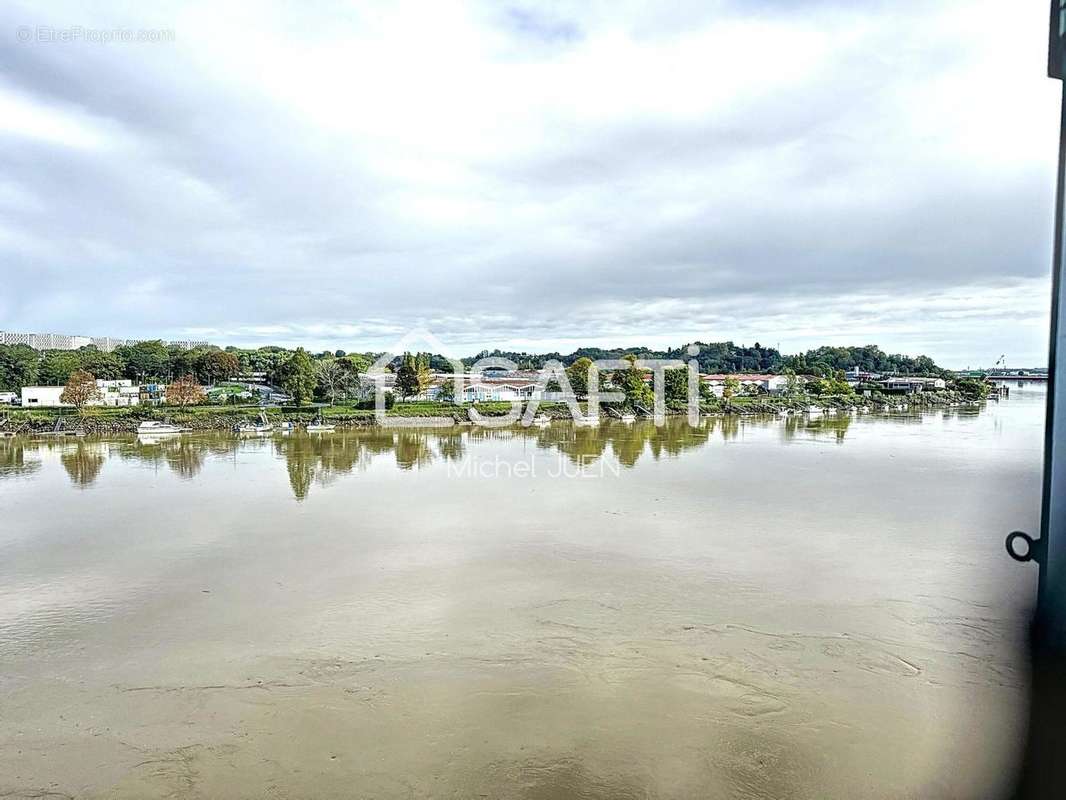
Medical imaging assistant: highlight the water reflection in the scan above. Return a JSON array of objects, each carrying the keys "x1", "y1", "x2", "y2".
[
  {"x1": 0, "y1": 437, "x2": 41, "y2": 478},
  {"x1": 60, "y1": 441, "x2": 106, "y2": 488},
  {"x1": 0, "y1": 408, "x2": 996, "y2": 500},
  {"x1": 0, "y1": 390, "x2": 1043, "y2": 799},
  {"x1": 798, "y1": 412, "x2": 853, "y2": 442}
]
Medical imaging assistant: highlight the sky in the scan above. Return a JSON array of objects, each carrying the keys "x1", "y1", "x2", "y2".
[{"x1": 0, "y1": 0, "x2": 1060, "y2": 368}]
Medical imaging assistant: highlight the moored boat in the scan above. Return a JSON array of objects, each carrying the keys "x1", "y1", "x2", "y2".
[
  {"x1": 305, "y1": 413, "x2": 335, "y2": 433},
  {"x1": 137, "y1": 421, "x2": 183, "y2": 435},
  {"x1": 234, "y1": 423, "x2": 272, "y2": 434}
]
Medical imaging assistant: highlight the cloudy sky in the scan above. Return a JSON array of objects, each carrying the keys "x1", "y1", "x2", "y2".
[{"x1": 0, "y1": 0, "x2": 1059, "y2": 367}]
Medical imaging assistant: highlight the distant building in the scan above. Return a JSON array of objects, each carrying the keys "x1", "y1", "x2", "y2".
[
  {"x1": 879, "y1": 377, "x2": 946, "y2": 393},
  {"x1": 21, "y1": 379, "x2": 164, "y2": 407},
  {"x1": 843, "y1": 367, "x2": 882, "y2": 385},
  {"x1": 91, "y1": 337, "x2": 126, "y2": 351},
  {"x1": 139, "y1": 383, "x2": 167, "y2": 406},
  {"x1": 0, "y1": 331, "x2": 34, "y2": 347},
  {"x1": 96, "y1": 379, "x2": 141, "y2": 407},
  {"x1": 166, "y1": 340, "x2": 210, "y2": 350},
  {"x1": 701, "y1": 374, "x2": 789, "y2": 397},
  {"x1": 415, "y1": 373, "x2": 542, "y2": 402},
  {"x1": 1, "y1": 331, "x2": 210, "y2": 352}
]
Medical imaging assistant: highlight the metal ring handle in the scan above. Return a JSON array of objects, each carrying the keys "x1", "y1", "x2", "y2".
[{"x1": 1006, "y1": 530, "x2": 1041, "y2": 563}]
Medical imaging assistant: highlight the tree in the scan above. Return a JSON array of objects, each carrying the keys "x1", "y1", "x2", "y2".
[
  {"x1": 783, "y1": 368, "x2": 801, "y2": 397},
  {"x1": 613, "y1": 356, "x2": 654, "y2": 409},
  {"x1": 664, "y1": 367, "x2": 688, "y2": 404},
  {"x1": 166, "y1": 374, "x2": 206, "y2": 407},
  {"x1": 436, "y1": 379, "x2": 456, "y2": 403},
  {"x1": 808, "y1": 370, "x2": 854, "y2": 396},
  {"x1": 565, "y1": 357, "x2": 594, "y2": 397},
  {"x1": 60, "y1": 369, "x2": 100, "y2": 413},
  {"x1": 38, "y1": 350, "x2": 83, "y2": 385},
  {"x1": 395, "y1": 352, "x2": 430, "y2": 400},
  {"x1": 0, "y1": 344, "x2": 39, "y2": 392},
  {"x1": 117, "y1": 340, "x2": 170, "y2": 381},
  {"x1": 722, "y1": 376, "x2": 740, "y2": 400},
  {"x1": 317, "y1": 359, "x2": 358, "y2": 405},
  {"x1": 79, "y1": 349, "x2": 125, "y2": 380},
  {"x1": 342, "y1": 353, "x2": 372, "y2": 374},
  {"x1": 195, "y1": 350, "x2": 240, "y2": 385},
  {"x1": 954, "y1": 377, "x2": 989, "y2": 400},
  {"x1": 277, "y1": 348, "x2": 318, "y2": 405}
]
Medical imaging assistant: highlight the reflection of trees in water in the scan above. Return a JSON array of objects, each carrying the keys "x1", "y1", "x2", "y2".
[
  {"x1": 797, "y1": 412, "x2": 852, "y2": 443},
  {"x1": 393, "y1": 432, "x2": 433, "y2": 471},
  {"x1": 60, "y1": 441, "x2": 106, "y2": 487},
  {"x1": 8, "y1": 406, "x2": 950, "y2": 499},
  {"x1": 0, "y1": 439, "x2": 41, "y2": 477},
  {"x1": 781, "y1": 413, "x2": 801, "y2": 442},
  {"x1": 273, "y1": 434, "x2": 375, "y2": 500},
  {"x1": 548, "y1": 425, "x2": 610, "y2": 466},
  {"x1": 437, "y1": 431, "x2": 465, "y2": 462},
  {"x1": 718, "y1": 415, "x2": 741, "y2": 441},
  {"x1": 496, "y1": 416, "x2": 716, "y2": 468},
  {"x1": 166, "y1": 440, "x2": 205, "y2": 479},
  {"x1": 282, "y1": 436, "x2": 317, "y2": 500},
  {"x1": 118, "y1": 436, "x2": 217, "y2": 479}
]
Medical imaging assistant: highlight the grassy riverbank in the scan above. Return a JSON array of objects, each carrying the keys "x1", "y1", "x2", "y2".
[
  {"x1": 0, "y1": 401, "x2": 565, "y2": 434},
  {"x1": 0, "y1": 390, "x2": 980, "y2": 434}
]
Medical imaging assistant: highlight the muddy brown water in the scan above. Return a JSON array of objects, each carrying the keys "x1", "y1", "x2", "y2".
[{"x1": 0, "y1": 386, "x2": 1045, "y2": 798}]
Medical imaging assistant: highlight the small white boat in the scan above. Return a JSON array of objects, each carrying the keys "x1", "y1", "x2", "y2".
[
  {"x1": 574, "y1": 414, "x2": 599, "y2": 426},
  {"x1": 277, "y1": 421, "x2": 296, "y2": 432},
  {"x1": 137, "y1": 421, "x2": 183, "y2": 435},
  {"x1": 620, "y1": 413, "x2": 636, "y2": 424},
  {"x1": 532, "y1": 413, "x2": 551, "y2": 426},
  {"x1": 234, "y1": 423, "x2": 272, "y2": 434},
  {"x1": 305, "y1": 417, "x2": 335, "y2": 433}
]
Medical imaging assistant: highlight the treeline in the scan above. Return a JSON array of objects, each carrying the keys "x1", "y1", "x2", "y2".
[
  {"x1": 463, "y1": 341, "x2": 782, "y2": 372},
  {"x1": 0, "y1": 341, "x2": 379, "y2": 393},
  {"x1": 781, "y1": 346, "x2": 943, "y2": 377},
  {"x1": 0, "y1": 339, "x2": 949, "y2": 395},
  {"x1": 464, "y1": 342, "x2": 943, "y2": 376}
]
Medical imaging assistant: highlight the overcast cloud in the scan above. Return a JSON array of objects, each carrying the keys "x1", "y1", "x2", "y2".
[{"x1": 0, "y1": 0, "x2": 1059, "y2": 366}]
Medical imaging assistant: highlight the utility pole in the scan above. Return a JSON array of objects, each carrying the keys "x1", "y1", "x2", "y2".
[
  {"x1": 1013, "y1": 0, "x2": 1066, "y2": 646},
  {"x1": 1004, "y1": 5, "x2": 1066, "y2": 796}
]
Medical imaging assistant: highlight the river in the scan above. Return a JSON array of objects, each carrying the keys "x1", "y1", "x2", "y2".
[{"x1": 0, "y1": 385, "x2": 1046, "y2": 798}]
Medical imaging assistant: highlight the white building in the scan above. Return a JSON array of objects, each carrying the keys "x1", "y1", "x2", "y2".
[
  {"x1": 91, "y1": 337, "x2": 126, "y2": 352},
  {"x1": 21, "y1": 386, "x2": 67, "y2": 407},
  {"x1": 21, "y1": 379, "x2": 144, "y2": 407},
  {"x1": 1, "y1": 331, "x2": 209, "y2": 352},
  {"x1": 166, "y1": 340, "x2": 210, "y2": 350},
  {"x1": 0, "y1": 331, "x2": 34, "y2": 347},
  {"x1": 417, "y1": 374, "x2": 542, "y2": 403},
  {"x1": 879, "y1": 377, "x2": 946, "y2": 393},
  {"x1": 95, "y1": 379, "x2": 141, "y2": 406},
  {"x1": 2, "y1": 331, "x2": 97, "y2": 350},
  {"x1": 700, "y1": 373, "x2": 789, "y2": 397}
]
